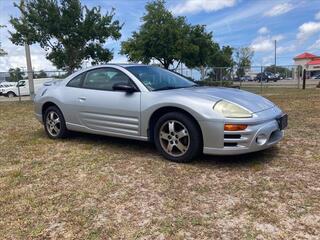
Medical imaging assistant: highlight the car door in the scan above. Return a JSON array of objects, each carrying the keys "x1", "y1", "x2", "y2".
[
  {"x1": 17, "y1": 80, "x2": 29, "y2": 95},
  {"x1": 67, "y1": 67, "x2": 141, "y2": 137}
]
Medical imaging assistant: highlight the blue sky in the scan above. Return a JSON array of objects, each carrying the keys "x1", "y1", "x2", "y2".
[{"x1": 1, "y1": 0, "x2": 320, "y2": 71}]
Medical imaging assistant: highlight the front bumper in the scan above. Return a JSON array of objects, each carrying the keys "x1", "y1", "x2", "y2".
[{"x1": 201, "y1": 106, "x2": 285, "y2": 155}]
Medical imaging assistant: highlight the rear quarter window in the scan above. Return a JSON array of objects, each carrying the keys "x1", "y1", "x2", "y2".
[{"x1": 67, "y1": 73, "x2": 84, "y2": 88}]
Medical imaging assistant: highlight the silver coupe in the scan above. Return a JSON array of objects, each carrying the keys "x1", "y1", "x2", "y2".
[{"x1": 34, "y1": 64, "x2": 288, "y2": 162}]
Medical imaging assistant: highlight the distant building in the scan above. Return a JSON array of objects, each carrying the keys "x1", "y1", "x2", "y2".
[{"x1": 293, "y1": 52, "x2": 320, "y2": 78}]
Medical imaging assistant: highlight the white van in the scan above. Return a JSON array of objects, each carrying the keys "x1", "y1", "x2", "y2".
[
  {"x1": 1, "y1": 78, "x2": 55, "y2": 97},
  {"x1": 0, "y1": 82, "x2": 17, "y2": 96}
]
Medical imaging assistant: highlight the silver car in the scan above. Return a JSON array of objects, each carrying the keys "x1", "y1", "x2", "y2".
[{"x1": 34, "y1": 64, "x2": 288, "y2": 162}]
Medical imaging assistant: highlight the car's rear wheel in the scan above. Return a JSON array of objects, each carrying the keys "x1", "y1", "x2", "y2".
[
  {"x1": 7, "y1": 92, "x2": 15, "y2": 98},
  {"x1": 44, "y1": 106, "x2": 68, "y2": 139},
  {"x1": 154, "y1": 112, "x2": 201, "y2": 163}
]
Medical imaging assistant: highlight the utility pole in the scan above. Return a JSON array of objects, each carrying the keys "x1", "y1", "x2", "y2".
[
  {"x1": 21, "y1": 0, "x2": 35, "y2": 99},
  {"x1": 274, "y1": 40, "x2": 277, "y2": 75}
]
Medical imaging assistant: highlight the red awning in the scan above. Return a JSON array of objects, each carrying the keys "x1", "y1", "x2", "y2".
[
  {"x1": 294, "y1": 52, "x2": 317, "y2": 59},
  {"x1": 307, "y1": 59, "x2": 320, "y2": 65}
]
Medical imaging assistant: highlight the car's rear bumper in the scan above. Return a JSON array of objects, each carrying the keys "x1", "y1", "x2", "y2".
[{"x1": 201, "y1": 106, "x2": 286, "y2": 155}]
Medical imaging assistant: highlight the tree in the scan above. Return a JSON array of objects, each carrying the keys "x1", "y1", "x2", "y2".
[
  {"x1": 35, "y1": 70, "x2": 48, "y2": 78},
  {"x1": 182, "y1": 25, "x2": 216, "y2": 68},
  {"x1": 234, "y1": 47, "x2": 254, "y2": 77},
  {"x1": 8, "y1": 68, "x2": 24, "y2": 82},
  {"x1": 0, "y1": 25, "x2": 7, "y2": 56},
  {"x1": 206, "y1": 46, "x2": 234, "y2": 80},
  {"x1": 9, "y1": 0, "x2": 122, "y2": 73},
  {"x1": 121, "y1": 0, "x2": 190, "y2": 69},
  {"x1": 183, "y1": 26, "x2": 234, "y2": 80},
  {"x1": 181, "y1": 24, "x2": 221, "y2": 79}
]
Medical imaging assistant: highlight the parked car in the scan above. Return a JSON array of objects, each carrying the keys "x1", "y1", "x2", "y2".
[
  {"x1": 255, "y1": 72, "x2": 278, "y2": 82},
  {"x1": 34, "y1": 64, "x2": 287, "y2": 163},
  {"x1": 240, "y1": 76, "x2": 253, "y2": 81},
  {"x1": 312, "y1": 74, "x2": 320, "y2": 79},
  {"x1": 1, "y1": 78, "x2": 54, "y2": 97}
]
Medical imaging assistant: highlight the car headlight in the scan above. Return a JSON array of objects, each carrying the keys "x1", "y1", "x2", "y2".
[{"x1": 213, "y1": 100, "x2": 252, "y2": 118}]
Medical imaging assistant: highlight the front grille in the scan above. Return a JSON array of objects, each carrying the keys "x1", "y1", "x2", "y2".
[
  {"x1": 223, "y1": 132, "x2": 249, "y2": 148},
  {"x1": 224, "y1": 142, "x2": 238, "y2": 147},
  {"x1": 224, "y1": 134, "x2": 241, "y2": 139}
]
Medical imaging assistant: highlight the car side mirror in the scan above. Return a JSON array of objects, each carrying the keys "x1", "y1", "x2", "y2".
[{"x1": 112, "y1": 82, "x2": 137, "y2": 93}]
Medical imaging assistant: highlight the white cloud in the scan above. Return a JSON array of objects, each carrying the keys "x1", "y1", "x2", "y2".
[
  {"x1": 258, "y1": 27, "x2": 269, "y2": 34},
  {"x1": 262, "y1": 55, "x2": 273, "y2": 65},
  {"x1": 0, "y1": 44, "x2": 55, "y2": 72},
  {"x1": 272, "y1": 34, "x2": 285, "y2": 41},
  {"x1": 277, "y1": 44, "x2": 296, "y2": 54},
  {"x1": 251, "y1": 37, "x2": 274, "y2": 52},
  {"x1": 297, "y1": 21, "x2": 320, "y2": 42},
  {"x1": 251, "y1": 34, "x2": 284, "y2": 52},
  {"x1": 207, "y1": 1, "x2": 276, "y2": 30},
  {"x1": 315, "y1": 11, "x2": 320, "y2": 20},
  {"x1": 308, "y1": 38, "x2": 320, "y2": 50},
  {"x1": 265, "y1": 3, "x2": 294, "y2": 17},
  {"x1": 171, "y1": 0, "x2": 237, "y2": 15}
]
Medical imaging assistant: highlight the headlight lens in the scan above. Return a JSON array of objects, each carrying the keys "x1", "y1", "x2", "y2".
[{"x1": 213, "y1": 100, "x2": 252, "y2": 118}]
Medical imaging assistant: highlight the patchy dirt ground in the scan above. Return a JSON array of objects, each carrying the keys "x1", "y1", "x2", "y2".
[{"x1": 0, "y1": 88, "x2": 319, "y2": 239}]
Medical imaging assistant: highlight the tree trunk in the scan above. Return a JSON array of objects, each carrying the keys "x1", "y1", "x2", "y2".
[
  {"x1": 200, "y1": 66, "x2": 205, "y2": 80},
  {"x1": 164, "y1": 62, "x2": 170, "y2": 69}
]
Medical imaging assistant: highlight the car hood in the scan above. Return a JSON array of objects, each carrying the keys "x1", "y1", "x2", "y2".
[{"x1": 176, "y1": 86, "x2": 275, "y2": 113}]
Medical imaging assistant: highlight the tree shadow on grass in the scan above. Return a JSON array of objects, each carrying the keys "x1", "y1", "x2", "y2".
[
  {"x1": 37, "y1": 129, "x2": 279, "y2": 169},
  {"x1": 195, "y1": 147, "x2": 279, "y2": 169}
]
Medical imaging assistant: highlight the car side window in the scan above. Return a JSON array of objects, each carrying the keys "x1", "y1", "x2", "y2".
[
  {"x1": 82, "y1": 68, "x2": 131, "y2": 91},
  {"x1": 67, "y1": 73, "x2": 84, "y2": 88},
  {"x1": 17, "y1": 81, "x2": 26, "y2": 87}
]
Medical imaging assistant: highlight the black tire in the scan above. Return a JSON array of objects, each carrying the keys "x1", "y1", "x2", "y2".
[
  {"x1": 153, "y1": 112, "x2": 202, "y2": 163},
  {"x1": 44, "y1": 106, "x2": 68, "y2": 139},
  {"x1": 7, "y1": 92, "x2": 16, "y2": 98}
]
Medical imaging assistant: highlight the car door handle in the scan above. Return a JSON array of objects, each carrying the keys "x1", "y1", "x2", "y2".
[{"x1": 78, "y1": 97, "x2": 86, "y2": 101}]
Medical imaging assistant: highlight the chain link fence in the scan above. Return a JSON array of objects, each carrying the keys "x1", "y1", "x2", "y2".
[
  {"x1": 0, "y1": 65, "x2": 319, "y2": 102},
  {"x1": 173, "y1": 65, "x2": 320, "y2": 93}
]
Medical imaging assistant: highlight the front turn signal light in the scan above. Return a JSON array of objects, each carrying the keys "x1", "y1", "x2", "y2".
[{"x1": 224, "y1": 124, "x2": 247, "y2": 131}]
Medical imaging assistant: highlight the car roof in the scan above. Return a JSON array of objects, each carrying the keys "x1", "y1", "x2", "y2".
[{"x1": 89, "y1": 63, "x2": 150, "y2": 68}]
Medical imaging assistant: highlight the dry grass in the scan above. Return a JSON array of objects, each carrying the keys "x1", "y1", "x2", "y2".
[{"x1": 0, "y1": 88, "x2": 319, "y2": 239}]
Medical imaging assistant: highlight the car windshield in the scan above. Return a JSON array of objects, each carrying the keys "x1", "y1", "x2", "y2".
[{"x1": 125, "y1": 66, "x2": 196, "y2": 91}]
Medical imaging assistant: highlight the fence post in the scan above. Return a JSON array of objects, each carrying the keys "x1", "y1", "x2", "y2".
[
  {"x1": 17, "y1": 84, "x2": 21, "y2": 102},
  {"x1": 302, "y1": 69, "x2": 306, "y2": 90},
  {"x1": 297, "y1": 66, "x2": 300, "y2": 89},
  {"x1": 220, "y1": 67, "x2": 222, "y2": 86},
  {"x1": 260, "y1": 66, "x2": 263, "y2": 94}
]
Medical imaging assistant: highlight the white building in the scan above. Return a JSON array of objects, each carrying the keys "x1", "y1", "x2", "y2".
[{"x1": 293, "y1": 52, "x2": 320, "y2": 78}]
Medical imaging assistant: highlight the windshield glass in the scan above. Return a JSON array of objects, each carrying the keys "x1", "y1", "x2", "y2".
[{"x1": 125, "y1": 66, "x2": 196, "y2": 91}]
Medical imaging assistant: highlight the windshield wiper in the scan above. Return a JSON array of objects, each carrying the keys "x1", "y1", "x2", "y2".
[{"x1": 153, "y1": 86, "x2": 180, "y2": 91}]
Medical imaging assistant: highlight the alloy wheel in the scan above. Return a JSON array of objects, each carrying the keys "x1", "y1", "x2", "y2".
[
  {"x1": 159, "y1": 120, "x2": 190, "y2": 157},
  {"x1": 46, "y1": 111, "x2": 61, "y2": 137}
]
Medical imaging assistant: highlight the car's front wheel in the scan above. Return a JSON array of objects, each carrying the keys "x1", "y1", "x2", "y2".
[
  {"x1": 7, "y1": 92, "x2": 15, "y2": 98},
  {"x1": 154, "y1": 112, "x2": 202, "y2": 163},
  {"x1": 44, "y1": 106, "x2": 68, "y2": 139}
]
